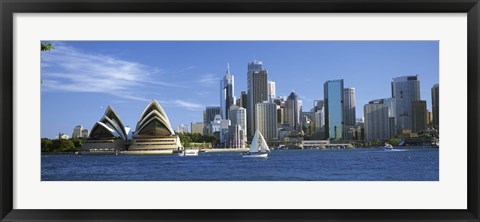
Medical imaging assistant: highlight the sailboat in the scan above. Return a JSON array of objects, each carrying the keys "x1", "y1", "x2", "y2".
[{"x1": 243, "y1": 130, "x2": 270, "y2": 158}]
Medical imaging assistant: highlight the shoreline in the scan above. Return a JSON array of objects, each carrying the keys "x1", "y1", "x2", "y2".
[{"x1": 41, "y1": 146, "x2": 439, "y2": 155}]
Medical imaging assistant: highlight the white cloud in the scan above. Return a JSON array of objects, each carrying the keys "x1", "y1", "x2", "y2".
[
  {"x1": 41, "y1": 43, "x2": 179, "y2": 101},
  {"x1": 197, "y1": 74, "x2": 220, "y2": 86},
  {"x1": 173, "y1": 100, "x2": 204, "y2": 111}
]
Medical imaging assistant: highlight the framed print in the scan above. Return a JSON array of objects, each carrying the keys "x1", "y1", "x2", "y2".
[{"x1": 1, "y1": 0, "x2": 479, "y2": 221}]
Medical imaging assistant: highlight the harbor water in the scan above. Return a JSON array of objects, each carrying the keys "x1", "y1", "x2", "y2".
[{"x1": 41, "y1": 147, "x2": 438, "y2": 181}]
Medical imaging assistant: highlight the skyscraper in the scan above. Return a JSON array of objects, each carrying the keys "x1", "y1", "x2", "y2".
[
  {"x1": 220, "y1": 64, "x2": 235, "y2": 120},
  {"x1": 343, "y1": 88, "x2": 356, "y2": 126},
  {"x1": 175, "y1": 124, "x2": 189, "y2": 133},
  {"x1": 431, "y1": 84, "x2": 439, "y2": 130},
  {"x1": 81, "y1": 129, "x2": 89, "y2": 138},
  {"x1": 412, "y1": 100, "x2": 427, "y2": 133},
  {"x1": 284, "y1": 91, "x2": 303, "y2": 131},
  {"x1": 324, "y1": 79, "x2": 344, "y2": 140},
  {"x1": 255, "y1": 102, "x2": 278, "y2": 142},
  {"x1": 391, "y1": 75, "x2": 421, "y2": 134},
  {"x1": 240, "y1": 91, "x2": 247, "y2": 109},
  {"x1": 191, "y1": 122, "x2": 204, "y2": 134},
  {"x1": 228, "y1": 105, "x2": 247, "y2": 148},
  {"x1": 267, "y1": 81, "x2": 276, "y2": 101},
  {"x1": 203, "y1": 106, "x2": 220, "y2": 135},
  {"x1": 247, "y1": 60, "x2": 268, "y2": 140},
  {"x1": 72, "y1": 125, "x2": 83, "y2": 139},
  {"x1": 364, "y1": 99, "x2": 391, "y2": 141}
]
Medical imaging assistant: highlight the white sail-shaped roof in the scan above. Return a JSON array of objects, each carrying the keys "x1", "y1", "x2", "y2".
[
  {"x1": 89, "y1": 106, "x2": 128, "y2": 140},
  {"x1": 134, "y1": 100, "x2": 175, "y2": 137}
]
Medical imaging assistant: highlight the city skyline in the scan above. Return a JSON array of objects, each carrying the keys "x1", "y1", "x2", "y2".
[{"x1": 41, "y1": 41, "x2": 438, "y2": 138}]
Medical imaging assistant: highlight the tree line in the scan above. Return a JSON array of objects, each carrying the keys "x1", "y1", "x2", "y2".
[
  {"x1": 176, "y1": 132, "x2": 220, "y2": 148},
  {"x1": 41, "y1": 138, "x2": 83, "y2": 153}
]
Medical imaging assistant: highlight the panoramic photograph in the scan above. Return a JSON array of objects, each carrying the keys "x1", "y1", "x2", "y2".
[{"x1": 40, "y1": 41, "x2": 439, "y2": 181}]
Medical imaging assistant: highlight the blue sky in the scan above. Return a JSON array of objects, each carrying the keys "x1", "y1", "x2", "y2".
[{"x1": 41, "y1": 41, "x2": 438, "y2": 139}]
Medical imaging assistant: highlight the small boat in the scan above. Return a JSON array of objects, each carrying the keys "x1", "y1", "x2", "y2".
[
  {"x1": 384, "y1": 143, "x2": 394, "y2": 149},
  {"x1": 178, "y1": 149, "x2": 199, "y2": 156},
  {"x1": 243, "y1": 130, "x2": 270, "y2": 158}
]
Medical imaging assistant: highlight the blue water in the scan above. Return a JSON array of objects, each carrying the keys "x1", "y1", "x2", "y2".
[{"x1": 41, "y1": 147, "x2": 438, "y2": 181}]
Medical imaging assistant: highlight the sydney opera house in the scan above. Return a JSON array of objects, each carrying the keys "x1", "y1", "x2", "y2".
[{"x1": 83, "y1": 100, "x2": 182, "y2": 153}]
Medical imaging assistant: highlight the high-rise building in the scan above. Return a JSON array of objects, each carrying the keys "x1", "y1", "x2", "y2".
[
  {"x1": 228, "y1": 105, "x2": 247, "y2": 148},
  {"x1": 175, "y1": 124, "x2": 189, "y2": 133},
  {"x1": 229, "y1": 105, "x2": 247, "y2": 134},
  {"x1": 247, "y1": 60, "x2": 268, "y2": 140},
  {"x1": 412, "y1": 100, "x2": 427, "y2": 133},
  {"x1": 273, "y1": 96, "x2": 286, "y2": 125},
  {"x1": 72, "y1": 125, "x2": 83, "y2": 139},
  {"x1": 210, "y1": 114, "x2": 223, "y2": 134},
  {"x1": 191, "y1": 122, "x2": 204, "y2": 134},
  {"x1": 203, "y1": 106, "x2": 220, "y2": 135},
  {"x1": 431, "y1": 84, "x2": 439, "y2": 129},
  {"x1": 324, "y1": 79, "x2": 344, "y2": 140},
  {"x1": 255, "y1": 102, "x2": 278, "y2": 142},
  {"x1": 313, "y1": 100, "x2": 324, "y2": 112},
  {"x1": 364, "y1": 99, "x2": 391, "y2": 141},
  {"x1": 267, "y1": 81, "x2": 276, "y2": 101},
  {"x1": 284, "y1": 91, "x2": 303, "y2": 131},
  {"x1": 391, "y1": 75, "x2": 421, "y2": 134},
  {"x1": 81, "y1": 129, "x2": 89, "y2": 138},
  {"x1": 220, "y1": 64, "x2": 235, "y2": 120},
  {"x1": 343, "y1": 88, "x2": 356, "y2": 126},
  {"x1": 426, "y1": 111, "x2": 433, "y2": 126},
  {"x1": 240, "y1": 91, "x2": 248, "y2": 109}
]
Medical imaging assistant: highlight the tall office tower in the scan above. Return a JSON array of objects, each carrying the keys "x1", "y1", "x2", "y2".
[
  {"x1": 240, "y1": 91, "x2": 248, "y2": 109},
  {"x1": 247, "y1": 60, "x2": 268, "y2": 140},
  {"x1": 426, "y1": 111, "x2": 433, "y2": 126},
  {"x1": 273, "y1": 96, "x2": 286, "y2": 125},
  {"x1": 72, "y1": 125, "x2": 83, "y2": 139},
  {"x1": 191, "y1": 122, "x2": 204, "y2": 134},
  {"x1": 255, "y1": 102, "x2": 278, "y2": 142},
  {"x1": 391, "y1": 75, "x2": 421, "y2": 134},
  {"x1": 343, "y1": 88, "x2": 356, "y2": 126},
  {"x1": 324, "y1": 79, "x2": 344, "y2": 140},
  {"x1": 284, "y1": 91, "x2": 303, "y2": 131},
  {"x1": 81, "y1": 129, "x2": 89, "y2": 138},
  {"x1": 412, "y1": 100, "x2": 427, "y2": 133},
  {"x1": 220, "y1": 64, "x2": 235, "y2": 120},
  {"x1": 364, "y1": 99, "x2": 391, "y2": 141},
  {"x1": 175, "y1": 124, "x2": 189, "y2": 133},
  {"x1": 228, "y1": 105, "x2": 247, "y2": 148},
  {"x1": 431, "y1": 84, "x2": 439, "y2": 130},
  {"x1": 267, "y1": 81, "x2": 276, "y2": 101},
  {"x1": 313, "y1": 100, "x2": 324, "y2": 112},
  {"x1": 203, "y1": 106, "x2": 220, "y2": 135}
]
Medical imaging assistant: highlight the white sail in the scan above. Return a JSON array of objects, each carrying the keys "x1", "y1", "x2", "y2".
[
  {"x1": 258, "y1": 131, "x2": 270, "y2": 152},
  {"x1": 250, "y1": 130, "x2": 259, "y2": 153}
]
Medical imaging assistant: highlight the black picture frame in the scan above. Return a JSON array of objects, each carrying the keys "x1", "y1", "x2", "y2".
[{"x1": 1, "y1": 0, "x2": 479, "y2": 221}]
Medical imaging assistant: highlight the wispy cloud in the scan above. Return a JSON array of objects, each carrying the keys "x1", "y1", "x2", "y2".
[
  {"x1": 197, "y1": 74, "x2": 220, "y2": 86},
  {"x1": 173, "y1": 100, "x2": 204, "y2": 111},
  {"x1": 41, "y1": 43, "x2": 182, "y2": 101}
]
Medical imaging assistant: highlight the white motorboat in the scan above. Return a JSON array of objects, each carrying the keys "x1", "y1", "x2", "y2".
[
  {"x1": 243, "y1": 130, "x2": 270, "y2": 158},
  {"x1": 178, "y1": 149, "x2": 199, "y2": 156},
  {"x1": 384, "y1": 143, "x2": 394, "y2": 149}
]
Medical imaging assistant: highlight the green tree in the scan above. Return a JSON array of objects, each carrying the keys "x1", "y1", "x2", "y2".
[
  {"x1": 41, "y1": 138, "x2": 53, "y2": 152},
  {"x1": 72, "y1": 139, "x2": 83, "y2": 150},
  {"x1": 41, "y1": 42, "x2": 54, "y2": 51},
  {"x1": 51, "y1": 139, "x2": 75, "y2": 152}
]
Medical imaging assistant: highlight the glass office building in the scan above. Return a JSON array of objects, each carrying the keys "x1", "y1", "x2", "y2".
[{"x1": 324, "y1": 79, "x2": 344, "y2": 140}]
